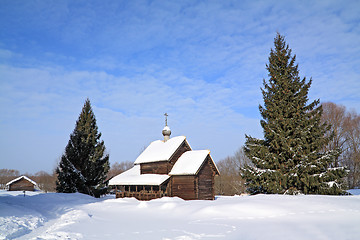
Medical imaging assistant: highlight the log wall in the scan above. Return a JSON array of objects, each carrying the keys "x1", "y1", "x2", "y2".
[
  {"x1": 170, "y1": 175, "x2": 196, "y2": 200},
  {"x1": 9, "y1": 178, "x2": 35, "y2": 191},
  {"x1": 140, "y1": 161, "x2": 169, "y2": 174},
  {"x1": 197, "y1": 157, "x2": 215, "y2": 200}
]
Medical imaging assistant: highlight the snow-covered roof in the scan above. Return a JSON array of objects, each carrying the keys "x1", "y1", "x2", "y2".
[
  {"x1": 169, "y1": 150, "x2": 214, "y2": 175},
  {"x1": 134, "y1": 136, "x2": 188, "y2": 164},
  {"x1": 108, "y1": 165, "x2": 170, "y2": 186},
  {"x1": 6, "y1": 176, "x2": 37, "y2": 186}
]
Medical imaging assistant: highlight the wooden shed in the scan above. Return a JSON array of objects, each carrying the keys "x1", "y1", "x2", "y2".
[
  {"x1": 6, "y1": 176, "x2": 37, "y2": 191},
  {"x1": 109, "y1": 125, "x2": 220, "y2": 200}
]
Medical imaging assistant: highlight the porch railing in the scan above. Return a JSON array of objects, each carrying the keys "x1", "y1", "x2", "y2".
[{"x1": 116, "y1": 191, "x2": 166, "y2": 200}]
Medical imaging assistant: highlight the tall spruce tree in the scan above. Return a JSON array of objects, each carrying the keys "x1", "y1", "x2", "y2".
[
  {"x1": 56, "y1": 98, "x2": 110, "y2": 197},
  {"x1": 241, "y1": 33, "x2": 347, "y2": 195}
]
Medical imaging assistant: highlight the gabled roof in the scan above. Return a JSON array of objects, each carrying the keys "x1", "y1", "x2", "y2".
[
  {"x1": 6, "y1": 176, "x2": 37, "y2": 186},
  {"x1": 109, "y1": 165, "x2": 170, "y2": 186},
  {"x1": 134, "y1": 136, "x2": 188, "y2": 164},
  {"x1": 169, "y1": 150, "x2": 219, "y2": 175}
]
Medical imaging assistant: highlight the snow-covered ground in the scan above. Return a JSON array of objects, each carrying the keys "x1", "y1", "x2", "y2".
[{"x1": 1, "y1": 190, "x2": 360, "y2": 240}]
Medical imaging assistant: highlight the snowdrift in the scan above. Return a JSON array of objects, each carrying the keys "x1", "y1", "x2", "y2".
[{"x1": 1, "y1": 190, "x2": 359, "y2": 239}]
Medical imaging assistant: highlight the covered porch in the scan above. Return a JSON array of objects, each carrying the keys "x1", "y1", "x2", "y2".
[
  {"x1": 109, "y1": 165, "x2": 170, "y2": 201},
  {"x1": 114, "y1": 184, "x2": 168, "y2": 200}
]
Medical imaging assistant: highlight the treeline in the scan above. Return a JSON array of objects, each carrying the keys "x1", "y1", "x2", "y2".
[{"x1": 0, "y1": 161, "x2": 133, "y2": 192}]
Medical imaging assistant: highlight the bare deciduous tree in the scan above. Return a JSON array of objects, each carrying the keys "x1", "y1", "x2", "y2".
[
  {"x1": 107, "y1": 161, "x2": 133, "y2": 179},
  {"x1": 343, "y1": 111, "x2": 360, "y2": 188},
  {"x1": 322, "y1": 102, "x2": 348, "y2": 167},
  {"x1": 215, "y1": 148, "x2": 251, "y2": 195},
  {"x1": 31, "y1": 170, "x2": 57, "y2": 192},
  {"x1": 322, "y1": 102, "x2": 360, "y2": 188},
  {"x1": 0, "y1": 169, "x2": 20, "y2": 189}
]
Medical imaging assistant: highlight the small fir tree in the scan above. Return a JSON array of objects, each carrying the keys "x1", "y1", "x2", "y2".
[
  {"x1": 56, "y1": 98, "x2": 110, "y2": 197},
  {"x1": 241, "y1": 33, "x2": 347, "y2": 195}
]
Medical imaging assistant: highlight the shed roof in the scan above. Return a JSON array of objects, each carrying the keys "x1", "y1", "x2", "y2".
[
  {"x1": 134, "y1": 136, "x2": 188, "y2": 164},
  {"x1": 6, "y1": 176, "x2": 37, "y2": 186},
  {"x1": 169, "y1": 150, "x2": 218, "y2": 175},
  {"x1": 109, "y1": 165, "x2": 170, "y2": 186}
]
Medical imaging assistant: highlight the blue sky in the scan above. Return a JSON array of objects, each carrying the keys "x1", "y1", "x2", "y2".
[{"x1": 1, "y1": 0, "x2": 359, "y2": 174}]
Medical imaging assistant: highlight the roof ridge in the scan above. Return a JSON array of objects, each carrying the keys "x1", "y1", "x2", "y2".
[{"x1": 6, "y1": 175, "x2": 37, "y2": 186}]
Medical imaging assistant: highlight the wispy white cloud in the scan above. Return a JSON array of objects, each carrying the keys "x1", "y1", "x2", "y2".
[{"x1": 0, "y1": 61, "x2": 261, "y2": 173}]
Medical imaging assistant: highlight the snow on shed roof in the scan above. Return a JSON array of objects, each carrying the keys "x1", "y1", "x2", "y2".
[
  {"x1": 169, "y1": 150, "x2": 212, "y2": 175},
  {"x1": 6, "y1": 176, "x2": 37, "y2": 186},
  {"x1": 134, "y1": 136, "x2": 188, "y2": 164},
  {"x1": 108, "y1": 165, "x2": 170, "y2": 186}
]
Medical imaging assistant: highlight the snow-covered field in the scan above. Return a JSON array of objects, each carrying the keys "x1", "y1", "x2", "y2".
[{"x1": 1, "y1": 190, "x2": 360, "y2": 240}]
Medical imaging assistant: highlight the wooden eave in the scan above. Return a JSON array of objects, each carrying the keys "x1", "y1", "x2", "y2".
[
  {"x1": 167, "y1": 138, "x2": 192, "y2": 162},
  {"x1": 195, "y1": 154, "x2": 220, "y2": 176}
]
